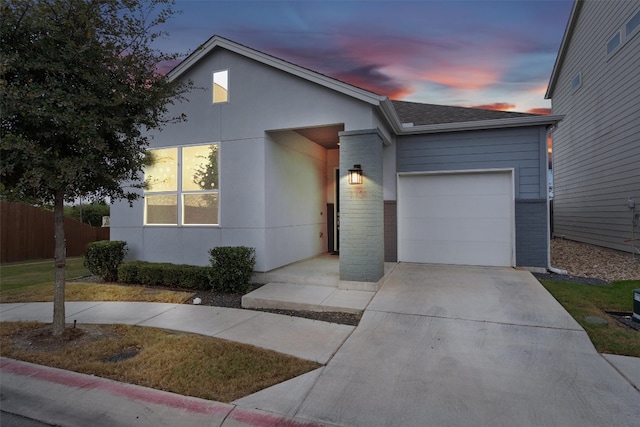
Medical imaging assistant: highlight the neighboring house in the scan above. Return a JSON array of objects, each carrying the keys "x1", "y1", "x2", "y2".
[
  {"x1": 111, "y1": 36, "x2": 561, "y2": 288},
  {"x1": 545, "y1": 0, "x2": 640, "y2": 254}
]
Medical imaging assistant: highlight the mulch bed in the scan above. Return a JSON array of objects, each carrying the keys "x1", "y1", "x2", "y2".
[{"x1": 187, "y1": 286, "x2": 361, "y2": 326}]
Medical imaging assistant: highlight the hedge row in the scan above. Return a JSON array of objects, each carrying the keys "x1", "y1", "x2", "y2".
[
  {"x1": 86, "y1": 242, "x2": 257, "y2": 293},
  {"x1": 117, "y1": 261, "x2": 211, "y2": 290}
]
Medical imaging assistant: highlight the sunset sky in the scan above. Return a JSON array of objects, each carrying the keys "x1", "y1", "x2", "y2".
[{"x1": 158, "y1": 0, "x2": 574, "y2": 114}]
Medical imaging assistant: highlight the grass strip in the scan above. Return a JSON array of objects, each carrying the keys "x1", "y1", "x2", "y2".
[
  {"x1": 0, "y1": 322, "x2": 321, "y2": 403},
  {"x1": 540, "y1": 279, "x2": 640, "y2": 357},
  {"x1": 0, "y1": 258, "x2": 90, "y2": 292}
]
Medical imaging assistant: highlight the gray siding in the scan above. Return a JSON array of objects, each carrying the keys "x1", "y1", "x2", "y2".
[
  {"x1": 515, "y1": 200, "x2": 548, "y2": 267},
  {"x1": 397, "y1": 127, "x2": 547, "y2": 200},
  {"x1": 550, "y1": 0, "x2": 640, "y2": 253},
  {"x1": 397, "y1": 126, "x2": 549, "y2": 268}
]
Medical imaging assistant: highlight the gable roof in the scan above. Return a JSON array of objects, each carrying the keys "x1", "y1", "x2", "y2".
[
  {"x1": 545, "y1": 0, "x2": 582, "y2": 99},
  {"x1": 169, "y1": 35, "x2": 387, "y2": 106},
  {"x1": 170, "y1": 35, "x2": 563, "y2": 135}
]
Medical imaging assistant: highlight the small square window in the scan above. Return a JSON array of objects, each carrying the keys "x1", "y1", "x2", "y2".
[
  {"x1": 607, "y1": 31, "x2": 621, "y2": 55},
  {"x1": 213, "y1": 70, "x2": 228, "y2": 103},
  {"x1": 626, "y1": 9, "x2": 640, "y2": 38},
  {"x1": 571, "y1": 73, "x2": 581, "y2": 92}
]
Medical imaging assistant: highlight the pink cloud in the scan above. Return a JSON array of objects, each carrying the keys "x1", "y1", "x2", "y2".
[
  {"x1": 469, "y1": 102, "x2": 516, "y2": 111},
  {"x1": 527, "y1": 107, "x2": 551, "y2": 115}
]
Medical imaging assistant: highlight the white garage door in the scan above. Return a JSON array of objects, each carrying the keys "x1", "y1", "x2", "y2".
[{"x1": 397, "y1": 171, "x2": 514, "y2": 266}]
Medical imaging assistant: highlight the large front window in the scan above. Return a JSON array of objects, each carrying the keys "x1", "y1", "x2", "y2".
[{"x1": 144, "y1": 144, "x2": 219, "y2": 225}]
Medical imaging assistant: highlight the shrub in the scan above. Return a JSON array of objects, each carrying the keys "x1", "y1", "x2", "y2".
[
  {"x1": 208, "y1": 246, "x2": 256, "y2": 293},
  {"x1": 117, "y1": 261, "x2": 145, "y2": 284},
  {"x1": 84, "y1": 240, "x2": 127, "y2": 282},
  {"x1": 117, "y1": 261, "x2": 211, "y2": 290}
]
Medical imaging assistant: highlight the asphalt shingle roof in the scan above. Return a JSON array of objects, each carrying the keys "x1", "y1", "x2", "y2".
[{"x1": 391, "y1": 100, "x2": 536, "y2": 126}]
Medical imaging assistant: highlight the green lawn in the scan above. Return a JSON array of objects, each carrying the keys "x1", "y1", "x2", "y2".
[
  {"x1": 541, "y1": 279, "x2": 640, "y2": 357},
  {"x1": 0, "y1": 258, "x2": 90, "y2": 292}
]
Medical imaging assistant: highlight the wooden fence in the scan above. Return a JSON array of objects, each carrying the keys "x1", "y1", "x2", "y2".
[{"x1": 0, "y1": 201, "x2": 110, "y2": 263}]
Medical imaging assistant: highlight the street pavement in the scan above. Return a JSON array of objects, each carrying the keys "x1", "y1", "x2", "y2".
[{"x1": 2, "y1": 264, "x2": 639, "y2": 426}]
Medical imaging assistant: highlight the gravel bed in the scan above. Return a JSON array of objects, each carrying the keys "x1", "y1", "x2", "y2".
[{"x1": 549, "y1": 238, "x2": 639, "y2": 282}]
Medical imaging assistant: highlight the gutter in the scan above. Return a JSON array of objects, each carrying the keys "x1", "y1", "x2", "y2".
[{"x1": 396, "y1": 115, "x2": 565, "y2": 135}]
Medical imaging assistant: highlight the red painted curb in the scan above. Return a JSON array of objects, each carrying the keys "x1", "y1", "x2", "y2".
[
  {"x1": 1, "y1": 357, "x2": 331, "y2": 426},
  {"x1": 0, "y1": 357, "x2": 231, "y2": 416}
]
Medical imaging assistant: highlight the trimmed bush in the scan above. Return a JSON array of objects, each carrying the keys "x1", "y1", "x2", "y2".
[
  {"x1": 117, "y1": 261, "x2": 211, "y2": 290},
  {"x1": 208, "y1": 246, "x2": 256, "y2": 293},
  {"x1": 117, "y1": 261, "x2": 145, "y2": 284},
  {"x1": 84, "y1": 240, "x2": 127, "y2": 282}
]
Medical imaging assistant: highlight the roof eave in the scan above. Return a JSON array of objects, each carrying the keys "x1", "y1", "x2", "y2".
[
  {"x1": 398, "y1": 115, "x2": 565, "y2": 135},
  {"x1": 545, "y1": 0, "x2": 583, "y2": 99},
  {"x1": 167, "y1": 35, "x2": 386, "y2": 106}
]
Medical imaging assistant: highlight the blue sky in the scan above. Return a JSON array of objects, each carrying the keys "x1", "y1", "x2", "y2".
[{"x1": 158, "y1": 0, "x2": 574, "y2": 114}]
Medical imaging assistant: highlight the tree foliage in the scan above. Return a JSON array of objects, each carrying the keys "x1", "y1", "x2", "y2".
[
  {"x1": 64, "y1": 201, "x2": 110, "y2": 226},
  {"x1": 0, "y1": 0, "x2": 190, "y2": 334},
  {"x1": 0, "y1": 0, "x2": 189, "y2": 204}
]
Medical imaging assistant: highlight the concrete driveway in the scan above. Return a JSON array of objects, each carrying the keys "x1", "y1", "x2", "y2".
[{"x1": 237, "y1": 264, "x2": 640, "y2": 427}]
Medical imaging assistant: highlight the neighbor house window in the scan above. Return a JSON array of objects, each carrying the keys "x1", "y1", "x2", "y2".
[
  {"x1": 571, "y1": 72, "x2": 582, "y2": 92},
  {"x1": 626, "y1": 9, "x2": 640, "y2": 38},
  {"x1": 145, "y1": 144, "x2": 219, "y2": 226},
  {"x1": 607, "y1": 31, "x2": 621, "y2": 55},
  {"x1": 213, "y1": 70, "x2": 228, "y2": 103}
]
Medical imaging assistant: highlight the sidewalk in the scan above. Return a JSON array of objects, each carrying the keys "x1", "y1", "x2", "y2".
[
  {"x1": 0, "y1": 301, "x2": 352, "y2": 427},
  {"x1": 0, "y1": 301, "x2": 355, "y2": 364}
]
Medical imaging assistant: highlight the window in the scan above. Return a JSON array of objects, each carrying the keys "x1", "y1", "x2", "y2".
[
  {"x1": 571, "y1": 72, "x2": 582, "y2": 92},
  {"x1": 144, "y1": 144, "x2": 219, "y2": 225},
  {"x1": 626, "y1": 9, "x2": 640, "y2": 38},
  {"x1": 607, "y1": 9, "x2": 640, "y2": 58},
  {"x1": 182, "y1": 144, "x2": 219, "y2": 225},
  {"x1": 144, "y1": 147, "x2": 178, "y2": 225},
  {"x1": 607, "y1": 31, "x2": 621, "y2": 55},
  {"x1": 213, "y1": 70, "x2": 228, "y2": 103}
]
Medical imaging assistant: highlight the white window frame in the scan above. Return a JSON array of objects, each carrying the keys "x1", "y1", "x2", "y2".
[
  {"x1": 626, "y1": 9, "x2": 640, "y2": 39},
  {"x1": 607, "y1": 9, "x2": 640, "y2": 59},
  {"x1": 144, "y1": 143, "x2": 220, "y2": 227},
  {"x1": 570, "y1": 72, "x2": 582, "y2": 93},
  {"x1": 606, "y1": 30, "x2": 622, "y2": 56},
  {"x1": 212, "y1": 70, "x2": 229, "y2": 104}
]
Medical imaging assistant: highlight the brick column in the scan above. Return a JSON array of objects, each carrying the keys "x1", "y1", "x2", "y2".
[{"x1": 339, "y1": 129, "x2": 384, "y2": 285}]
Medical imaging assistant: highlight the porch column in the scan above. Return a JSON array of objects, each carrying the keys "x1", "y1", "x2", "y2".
[{"x1": 339, "y1": 128, "x2": 384, "y2": 285}]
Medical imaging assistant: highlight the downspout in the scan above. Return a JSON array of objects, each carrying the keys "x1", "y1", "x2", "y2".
[{"x1": 547, "y1": 187, "x2": 567, "y2": 275}]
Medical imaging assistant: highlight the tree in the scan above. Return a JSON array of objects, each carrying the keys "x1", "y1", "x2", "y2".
[
  {"x1": 0, "y1": 0, "x2": 190, "y2": 335},
  {"x1": 64, "y1": 201, "x2": 110, "y2": 226}
]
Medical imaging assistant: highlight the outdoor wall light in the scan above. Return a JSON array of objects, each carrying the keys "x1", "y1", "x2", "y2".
[{"x1": 348, "y1": 164, "x2": 363, "y2": 185}]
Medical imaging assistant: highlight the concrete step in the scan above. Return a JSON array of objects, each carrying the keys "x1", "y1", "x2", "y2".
[{"x1": 242, "y1": 282, "x2": 376, "y2": 314}]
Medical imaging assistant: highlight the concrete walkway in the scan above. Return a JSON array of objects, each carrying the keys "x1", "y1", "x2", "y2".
[
  {"x1": 0, "y1": 301, "x2": 354, "y2": 364},
  {"x1": 2, "y1": 264, "x2": 640, "y2": 426},
  {"x1": 236, "y1": 264, "x2": 640, "y2": 427}
]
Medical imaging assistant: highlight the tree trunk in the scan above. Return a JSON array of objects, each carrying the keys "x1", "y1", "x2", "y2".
[{"x1": 52, "y1": 190, "x2": 66, "y2": 336}]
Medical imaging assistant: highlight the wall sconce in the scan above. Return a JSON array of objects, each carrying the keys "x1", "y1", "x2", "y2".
[{"x1": 348, "y1": 164, "x2": 363, "y2": 185}]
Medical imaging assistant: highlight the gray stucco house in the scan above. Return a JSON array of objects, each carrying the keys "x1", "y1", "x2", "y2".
[
  {"x1": 111, "y1": 36, "x2": 561, "y2": 288},
  {"x1": 545, "y1": 0, "x2": 640, "y2": 254}
]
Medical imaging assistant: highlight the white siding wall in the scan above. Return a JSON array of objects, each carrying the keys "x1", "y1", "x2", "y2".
[{"x1": 551, "y1": 0, "x2": 640, "y2": 252}]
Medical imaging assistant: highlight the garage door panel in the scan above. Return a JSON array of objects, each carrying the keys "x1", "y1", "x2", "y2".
[
  {"x1": 400, "y1": 240, "x2": 513, "y2": 266},
  {"x1": 404, "y1": 218, "x2": 511, "y2": 243},
  {"x1": 398, "y1": 171, "x2": 514, "y2": 267}
]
